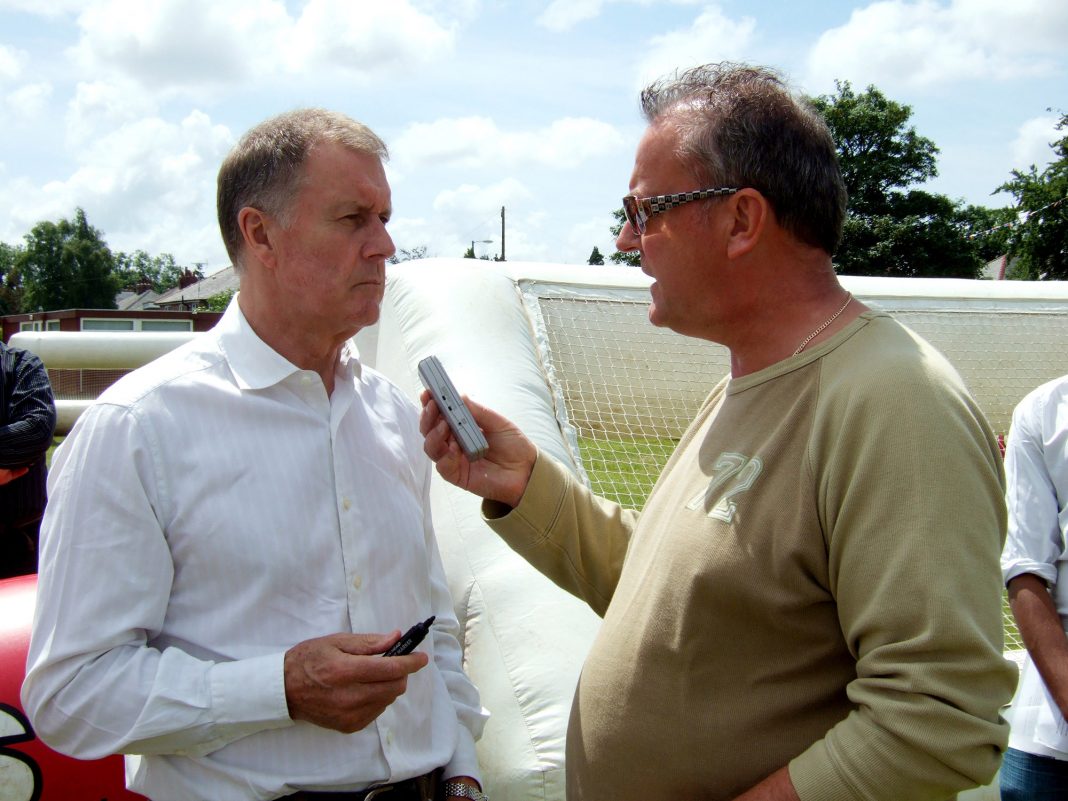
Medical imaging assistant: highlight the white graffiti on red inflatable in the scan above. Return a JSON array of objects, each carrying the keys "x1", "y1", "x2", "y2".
[{"x1": 0, "y1": 704, "x2": 40, "y2": 801}]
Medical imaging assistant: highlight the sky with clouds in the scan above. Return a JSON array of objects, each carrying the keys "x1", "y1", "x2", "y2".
[{"x1": 0, "y1": 0, "x2": 1065, "y2": 272}]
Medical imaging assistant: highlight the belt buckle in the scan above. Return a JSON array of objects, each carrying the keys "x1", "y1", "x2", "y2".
[{"x1": 363, "y1": 787, "x2": 395, "y2": 800}]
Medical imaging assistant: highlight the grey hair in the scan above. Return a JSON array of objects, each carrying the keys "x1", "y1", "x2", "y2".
[
  {"x1": 640, "y1": 63, "x2": 847, "y2": 255},
  {"x1": 216, "y1": 108, "x2": 388, "y2": 271}
]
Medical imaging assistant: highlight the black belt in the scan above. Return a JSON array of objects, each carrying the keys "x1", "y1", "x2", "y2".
[{"x1": 281, "y1": 769, "x2": 442, "y2": 801}]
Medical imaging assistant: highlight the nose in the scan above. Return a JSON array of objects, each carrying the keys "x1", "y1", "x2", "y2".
[
  {"x1": 615, "y1": 218, "x2": 640, "y2": 254},
  {"x1": 366, "y1": 218, "x2": 396, "y2": 261}
]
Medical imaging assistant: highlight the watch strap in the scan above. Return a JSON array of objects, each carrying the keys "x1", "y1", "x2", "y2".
[{"x1": 442, "y1": 780, "x2": 488, "y2": 800}]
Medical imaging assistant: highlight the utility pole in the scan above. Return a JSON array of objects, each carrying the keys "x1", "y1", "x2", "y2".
[{"x1": 499, "y1": 206, "x2": 506, "y2": 262}]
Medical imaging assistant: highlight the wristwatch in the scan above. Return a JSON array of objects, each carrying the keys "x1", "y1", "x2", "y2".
[{"x1": 443, "y1": 780, "x2": 489, "y2": 800}]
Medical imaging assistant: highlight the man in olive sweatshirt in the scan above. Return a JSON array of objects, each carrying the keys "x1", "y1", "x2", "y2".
[{"x1": 422, "y1": 63, "x2": 1016, "y2": 801}]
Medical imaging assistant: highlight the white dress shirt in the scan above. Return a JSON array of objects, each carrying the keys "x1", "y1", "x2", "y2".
[
  {"x1": 22, "y1": 298, "x2": 487, "y2": 800},
  {"x1": 1001, "y1": 373, "x2": 1068, "y2": 759}
]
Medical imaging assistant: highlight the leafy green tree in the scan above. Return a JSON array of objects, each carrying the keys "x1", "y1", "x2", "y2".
[
  {"x1": 203, "y1": 289, "x2": 235, "y2": 311},
  {"x1": 0, "y1": 241, "x2": 24, "y2": 315},
  {"x1": 955, "y1": 204, "x2": 1016, "y2": 265},
  {"x1": 462, "y1": 246, "x2": 491, "y2": 260},
  {"x1": 815, "y1": 82, "x2": 937, "y2": 217},
  {"x1": 812, "y1": 82, "x2": 988, "y2": 278},
  {"x1": 997, "y1": 113, "x2": 1068, "y2": 280},
  {"x1": 388, "y1": 245, "x2": 429, "y2": 264},
  {"x1": 609, "y1": 208, "x2": 640, "y2": 266},
  {"x1": 114, "y1": 250, "x2": 188, "y2": 293},
  {"x1": 17, "y1": 208, "x2": 120, "y2": 311},
  {"x1": 587, "y1": 246, "x2": 605, "y2": 265}
]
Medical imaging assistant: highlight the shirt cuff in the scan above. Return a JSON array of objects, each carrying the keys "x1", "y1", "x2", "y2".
[
  {"x1": 788, "y1": 740, "x2": 857, "y2": 801},
  {"x1": 443, "y1": 725, "x2": 482, "y2": 786},
  {"x1": 210, "y1": 651, "x2": 291, "y2": 724},
  {"x1": 1002, "y1": 558, "x2": 1058, "y2": 586}
]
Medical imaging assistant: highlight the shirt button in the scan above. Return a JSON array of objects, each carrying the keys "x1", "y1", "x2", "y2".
[
  {"x1": 301, "y1": 375, "x2": 314, "y2": 386},
  {"x1": 343, "y1": 497, "x2": 352, "y2": 511},
  {"x1": 352, "y1": 574, "x2": 362, "y2": 590},
  {"x1": 385, "y1": 729, "x2": 393, "y2": 746}
]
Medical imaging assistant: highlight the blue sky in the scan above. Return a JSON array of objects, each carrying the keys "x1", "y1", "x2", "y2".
[{"x1": 0, "y1": 0, "x2": 1064, "y2": 271}]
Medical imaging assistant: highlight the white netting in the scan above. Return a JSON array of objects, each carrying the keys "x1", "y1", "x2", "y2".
[
  {"x1": 526, "y1": 286, "x2": 1068, "y2": 655},
  {"x1": 47, "y1": 368, "x2": 132, "y2": 401}
]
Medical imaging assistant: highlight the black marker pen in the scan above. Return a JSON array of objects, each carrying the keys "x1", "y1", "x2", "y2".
[{"x1": 382, "y1": 616, "x2": 435, "y2": 656}]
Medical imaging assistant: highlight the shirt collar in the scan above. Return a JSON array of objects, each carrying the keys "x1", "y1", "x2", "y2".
[{"x1": 215, "y1": 295, "x2": 363, "y2": 391}]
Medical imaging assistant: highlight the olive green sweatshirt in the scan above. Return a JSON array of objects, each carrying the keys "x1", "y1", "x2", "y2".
[{"x1": 486, "y1": 311, "x2": 1015, "y2": 801}]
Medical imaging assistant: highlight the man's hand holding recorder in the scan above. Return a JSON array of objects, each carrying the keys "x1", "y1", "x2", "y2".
[{"x1": 417, "y1": 358, "x2": 535, "y2": 512}]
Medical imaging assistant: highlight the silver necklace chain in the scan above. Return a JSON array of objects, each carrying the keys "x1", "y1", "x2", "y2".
[{"x1": 792, "y1": 292, "x2": 853, "y2": 356}]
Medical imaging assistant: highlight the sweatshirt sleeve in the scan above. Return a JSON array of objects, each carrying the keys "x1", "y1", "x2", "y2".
[
  {"x1": 483, "y1": 451, "x2": 639, "y2": 617},
  {"x1": 789, "y1": 340, "x2": 1016, "y2": 800}
]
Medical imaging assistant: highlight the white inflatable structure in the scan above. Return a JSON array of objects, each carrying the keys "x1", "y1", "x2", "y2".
[
  {"x1": 354, "y1": 259, "x2": 1068, "y2": 800},
  {"x1": 10, "y1": 259, "x2": 1068, "y2": 800}
]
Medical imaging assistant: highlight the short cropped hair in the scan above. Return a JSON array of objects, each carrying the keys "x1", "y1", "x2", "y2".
[
  {"x1": 640, "y1": 63, "x2": 847, "y2": 255},
  {"x1": 217, "y1": 108, "x2": 388, "y2": 270}
]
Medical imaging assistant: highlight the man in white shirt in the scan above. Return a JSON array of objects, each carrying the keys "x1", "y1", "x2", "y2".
[
  {"x1": 1001, "y1": 373, "x2": 1068, "y2": 798},
  {"x1": 22, "y1": 109, "x2": 488, "y2": 801}
]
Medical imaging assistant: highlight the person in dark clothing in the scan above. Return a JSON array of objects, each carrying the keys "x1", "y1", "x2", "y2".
[{"x1": 0, "y1": 339, "x2": 57, "y2": 578}]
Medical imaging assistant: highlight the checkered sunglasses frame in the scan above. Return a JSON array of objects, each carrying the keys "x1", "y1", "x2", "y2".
[{"x1": 622, "y1": 187, "x2": 739, "y2": 234}]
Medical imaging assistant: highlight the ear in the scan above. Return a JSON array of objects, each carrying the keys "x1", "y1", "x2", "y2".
[
  {"x1": 725, "y1": 189, "x2": 769, "y2": 260},
  {"x1": 236, "y1": 206, "x2": 278, "y2": 271}
]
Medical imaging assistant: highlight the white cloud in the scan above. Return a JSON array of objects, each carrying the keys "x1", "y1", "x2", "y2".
[
  {"x1": 66, "y1": 80, "x2": 158, "y2": 146},
  {"x1": 537, "y1": 0, "x2": 702, "y2": 33},
  {"x1": 0, "y1": 109, "x2": 235, "y2": 268},
  {"x1": 805, "y1": 0, "x2": 1068, "y2": 93},
  {"x1": 288, "y1": 0, "x2": 455, "y2": 75},
  {"x1": 382, "y1": 178, "x2": 540, "y2": 262},
  {"x1": 67, "y1": 0, "x2": 457, "y2": 92},
  {"x1": 1010, "y1": 115, "x2": 1062, "y2": 172},
  {"x1": 6, "y1": 82, "x2": 52, "y2": 117},
  {"x1": 0, "y1": 0, "x2": 84, "y2": 16},
  {"x1": 636, "y1": 6, "x2": 758, "y2": 87},
  {"x1": 538, "y1": 0, "x2": 605, "y2": 31},
  {"x1": 0, "y1": 44, "x2": 23, "y2": 81},
  {"x1": 562, "y1": 213, "x2": 621, "y2": 265},
  {"x1": 393, "y1": 116, "x2": 625, "y2": 171},
  {"x1": 433, "y1": 177, "x2": 532, "y2": 220},
  {"x1": 70, "y1": 0, "x2": 279, "y2": 87}
]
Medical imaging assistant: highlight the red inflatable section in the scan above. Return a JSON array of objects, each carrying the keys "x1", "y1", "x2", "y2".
[{"x1": 0, "y1": 574, "x2": 143, "y2": 801}]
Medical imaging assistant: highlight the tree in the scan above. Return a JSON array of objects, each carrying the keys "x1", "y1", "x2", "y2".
[
  {"x1": 0, "y1": 242, "x2": 24, "y2": 315},
  {"x1": 17, "y1": 208, "x2": 120, "y2": 311},
  {"x1": 114, "y1": 250, "x2": 189, "y2": 293},
  {"x1": 835, "y1": 191, "x2": 995, "y2": 278},
  {"x1": 388, "y1": 245, "x2": 429, "y2": 265},
  {"x1": 811, "y1": 82, "x2": 988, "y2": 278},
  {"x1": 587, "y1": 246, "x2": 605, "y2": 266},
  {"x1": 608, "y1": 208, "x2": 640, "y2": 266},
  {"x1": 997, "y1": 112, "x2": 1068, "y2": 280},
  {"x1": 203, "y1": 289, "x2": 235, "y2": 311}
]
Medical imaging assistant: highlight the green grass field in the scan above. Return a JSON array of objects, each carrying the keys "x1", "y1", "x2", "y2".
[
  {"x1": 46, "y1": 436, "x2": 63, "y2": 467},
  {"x1": 577, "y1": 433, "x2": 678, "y2": 507}
]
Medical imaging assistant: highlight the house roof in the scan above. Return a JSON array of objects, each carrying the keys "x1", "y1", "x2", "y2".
[
  {"x1": 115, "y1": 288, "x2": 161, "y2": 311},
  {"x1": 154, "y1": 266, "x2": 239, "y2": 307}
]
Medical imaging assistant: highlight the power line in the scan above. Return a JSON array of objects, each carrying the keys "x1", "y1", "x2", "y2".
[{"x1": 966, "y1": 194, "x2": 1067, "y2": 240}]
